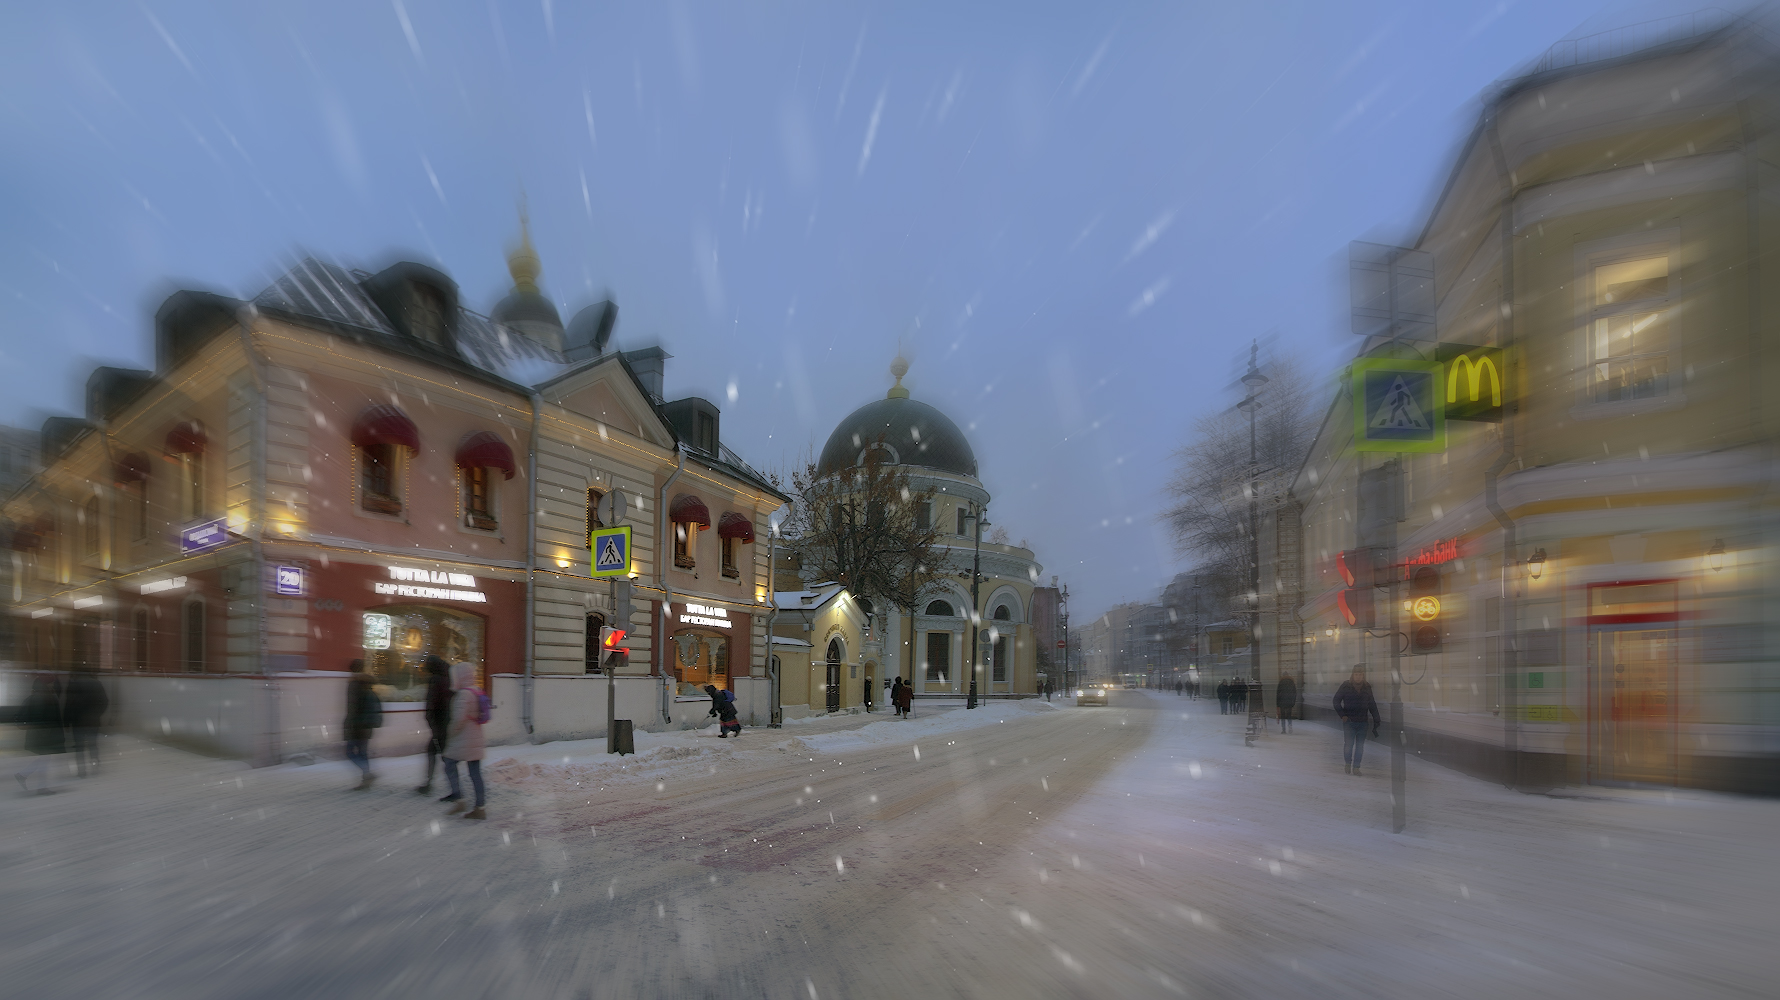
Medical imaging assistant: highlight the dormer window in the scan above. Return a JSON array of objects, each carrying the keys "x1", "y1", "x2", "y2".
[
  {"x1": 696, "y1": 411, "x2": 717, "y2": 453},
  {"x1": 409, "y1": 282, "x2": 448, "y2": 346}
]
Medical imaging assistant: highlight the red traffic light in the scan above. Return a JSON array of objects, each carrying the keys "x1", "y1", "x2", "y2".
[
  {"x1": 1337, "y1": 586, "x2": 1375, "y2": 628},
  {"x1": 1336, "y1": 548, "x2": 1376, "y2": 588},
  {"x1": 600, "y1": 627, "x2": 629, "y2": 653}
]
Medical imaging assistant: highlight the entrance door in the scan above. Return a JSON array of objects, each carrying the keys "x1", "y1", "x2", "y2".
[
  {"x1": 1591, "y1": 625, "x2": 1677, "y2": 785},
  {"x1": 825, "y1": 638, "x2": 842, "y2": 713}
]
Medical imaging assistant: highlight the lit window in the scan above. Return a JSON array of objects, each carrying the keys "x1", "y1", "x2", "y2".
[
  {"x1": 464, "y1": 466, "x2": 497, "y2": 530},
  {"x1": 674, "y1": 522, "x2": 696, "y2": 569},
  {"x1": 1589, "y1": 254, "x2": 1671, "y2": 403}
]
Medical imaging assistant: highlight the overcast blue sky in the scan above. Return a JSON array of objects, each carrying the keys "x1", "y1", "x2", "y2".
[{"x1": 0, "y1": 1, "x2": 1717, "y2": 619}]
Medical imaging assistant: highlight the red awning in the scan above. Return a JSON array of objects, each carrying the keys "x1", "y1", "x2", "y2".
[
  {"x1": 165, "y1": 421, "x2": 207, "y2": 454},
  {"x1": 351, "y1": 404, "x2": 420, "y2": 454},
  {"x1": 718, "y1": 511, "x2": 755, "y2": 542},
  {"x1": 455, "y1": 431, "x2": 517, "y2": 481},
  {"x1": 670, "y1": 493, "x2": 711, "y2": 528},
  {"x1": 114, "y1": 452, "x2": 151, "y2": 484}
]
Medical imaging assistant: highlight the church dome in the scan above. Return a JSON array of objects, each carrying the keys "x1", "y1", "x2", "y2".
[
  {"x1": 489, "y1": 212, "x2": 564, "y2": 351},
  {"x1": 816, "y1": 360, "x2": 977, "y2": 478}
]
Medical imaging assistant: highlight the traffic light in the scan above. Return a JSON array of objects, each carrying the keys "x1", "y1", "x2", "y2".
[
  {"x1": 1337, "y1": 548, "x2": 1379, "y2": 628},
  {"x1": 1408, "y1": 565, "x2": 1442, "y2": 653},
  {"x1": 1338, "y1": 584, "x2": 1376, "y2": 628},
  {"x1": 600, "y1": 626, "x2": 629, "y2": 666}
]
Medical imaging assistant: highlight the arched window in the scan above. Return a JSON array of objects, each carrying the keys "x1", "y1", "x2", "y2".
[
  {"x1": 992, "y1": 634, "x2": 1009, "y2": 683},
  {"x1": 992, "y1": 604, "x2": 1011, "y2": 621},
  {"x1": 826, "y1": 638, "x2": 843, "y2": 664},
  {"x1": 585, "y1": 489, "x2": 605, "y2": 548},
  {"x1": 925, "y1": 600, "x2": 954, "y2": 616}
]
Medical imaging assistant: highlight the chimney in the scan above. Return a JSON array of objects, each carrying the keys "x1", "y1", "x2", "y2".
[{"x1": 621, "y1": 347, "x2": 670, "y2": 405}]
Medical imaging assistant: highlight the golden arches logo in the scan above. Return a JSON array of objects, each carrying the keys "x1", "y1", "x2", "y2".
[{"x1": 1447, "y1": 354, "x2": 1501, "y2": 406}]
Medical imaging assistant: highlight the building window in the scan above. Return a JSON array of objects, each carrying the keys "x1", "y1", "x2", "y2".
[
  {"x1": 695, "y1": 411, "x2": 717, "y2": 453},
  {"x1": 956, "y1": 507, "x2": 968, "y2": 536},
  {"x1": 131, "y1": 482, "x2": 149, "y2": 541},
  {"x1": 182, "y1": 452, "x2": 205, "y2": 520},
  {"x1": 1221, "y1": 637, "x2": 1233, "y2": 655},
  {"x1": 925, "y1": 631, "x2": 950, "y2": 683},
  {"x1": 993, "y1": 635, "x2": 1008, "y2": 683},
  {"x1": 993, "y1": 604, "x2": 1011, "y2": 621},
  {"x1": 914, "y1": 501, "x2": 931, "y2": 532},
  {"x1": 721, "y1": 536, "x2": 739, "y2": 578},
  {"x1": 584, "y1": 613, "x2": 606, "y2": 674},
  {"x1": 183, "y1": 598, "x2": 206, "y2": 673},
  {"x1": 360, "y1": 443, "x2": 402, "y2": 515},
  {"x1": 925, "y1": 600, "x2": 954, "y2": 616},
  {"x1": 463, "y1": 466, "x2": 497, "y2": 530},
  {"x1": 1588, "y1": 251, "x2": 1672, "y2": 403},
  {"x1": 132, "y1": 607, "x2": 150, "y2": 670},
  {"x1": 585, "y1": 489, "x2": 605, "y2": 547},
  {"x1": 83, "y1": 495, "x2": 100, "y2": 557},
  {"x1": 674, "y1": 522, "x2": 695, "y2": 569}
]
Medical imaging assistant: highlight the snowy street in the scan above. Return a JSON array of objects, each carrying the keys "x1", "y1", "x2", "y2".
[{"x1": 4, "y1": 692, "x2": 1775, "y2": 999}]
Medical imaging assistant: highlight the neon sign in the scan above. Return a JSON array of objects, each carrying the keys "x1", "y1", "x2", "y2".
[
  {"x1": 376, "y1": 566, "x2": 486, "y2": 603},
  {"x1": 679, "y1": 602, "x2": 731, "y2": 628},
  {"x1": 1401, "y1": 538, "x2": 1459, "y2": 568}
]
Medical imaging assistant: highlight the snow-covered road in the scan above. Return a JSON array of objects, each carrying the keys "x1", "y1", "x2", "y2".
[{"x1": 2, "y1": 693, "x2": 1773, "y2": 998}]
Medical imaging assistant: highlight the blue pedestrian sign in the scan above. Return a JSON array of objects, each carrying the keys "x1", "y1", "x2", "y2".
[
  {"x1": 590, "y1": 525, "x2": 632, "y2": 578},
  {"x1": 1352, "y1": 358, "x2": 1445, "y2": 453}
]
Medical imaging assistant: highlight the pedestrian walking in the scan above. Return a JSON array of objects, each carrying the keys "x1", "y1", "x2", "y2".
[
  {"x1": 1231, "y1": 679, "x2": 1248, "y2": 714},
  {"x1": 15, "y1": 675, "x2": 66, "y2": 794},
  {"x1": 704, "y1": 684, "x2": 725, "y2": 724},
  {"x1": 417, "y1": 656, "x2": 452, "y2": 795},
  {"x1": 1216, "y1": 679, "x2": 1230, "y2": 715},
  {"x1": 1333, "y1": 666, "x2": 1381, "y2": 775},
  {"x1": 893, "y1": 677, "x2": 913, "y2": 718},
  {"x1": 343, "y1": 663, "x2": 382, "y2": 791},
  {"x1": 717, "y1": 687, "x2": 742, "y2": 738},
  {"x1": 1276, "y1": 673, "x2": 1298, "y2": 734},
  {"x1": 442, "y1": 662, "x2": 488, "y2": 819},
  {"x1": 862, "y1": 675, "x2": 874, "y2": 713},
  {"x1": 64, "y1": 666, "x2": 109, "y2": 778}
]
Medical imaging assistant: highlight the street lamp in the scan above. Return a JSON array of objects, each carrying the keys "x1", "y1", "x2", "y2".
[
  {"x1": 1237, "y1": 342, "x2": 1268, "y2": 745},
  {"x1": 963, "y1": 509, "x2": 989, "y2": 709}
]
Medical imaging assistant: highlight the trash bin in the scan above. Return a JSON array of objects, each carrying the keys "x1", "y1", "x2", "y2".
[{"x1": 610, "y1": 719, "x2": 634, "y2": 756}]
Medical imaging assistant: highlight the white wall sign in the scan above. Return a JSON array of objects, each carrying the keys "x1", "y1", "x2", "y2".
[
  {"x1": 376, "y1": 566, "x2": 487, "y2": 603},
  {"x1": 141, "y1": 576, "x2": 188, "y2": 595},
  {"x1": 678, "y1": 602, "x2": 731, "y2": 628}
]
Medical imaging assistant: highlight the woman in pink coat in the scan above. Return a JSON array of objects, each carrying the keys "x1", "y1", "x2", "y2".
[{"x1": 441, "y1": 662, "x2": 487, "y2": 820}]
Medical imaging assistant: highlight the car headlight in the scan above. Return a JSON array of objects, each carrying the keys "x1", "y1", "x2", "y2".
[{"x1": 1074, "y1": 689, "x2": 1083, "y2": 697}]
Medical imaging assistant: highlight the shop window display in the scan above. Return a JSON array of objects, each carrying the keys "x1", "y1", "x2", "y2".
[
  {"x1": 671, "y1": 630, "x2": 729, "y2": 696},
  {"x1": 361, "y1": 604, "x2": 484, "y2": 700}
]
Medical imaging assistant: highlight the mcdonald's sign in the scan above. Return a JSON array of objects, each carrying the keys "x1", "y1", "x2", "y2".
[{"x1": 1435, "y1": 343, "x2": 1505, "y2": 422}]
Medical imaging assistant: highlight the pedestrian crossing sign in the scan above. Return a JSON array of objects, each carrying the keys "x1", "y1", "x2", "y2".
[
  {"x1": 1352, "y1": 358, "x2": 1445, "y2": 453},
  {"x1": 590, "y1": 525, "x2": 632, "y2": 578}
]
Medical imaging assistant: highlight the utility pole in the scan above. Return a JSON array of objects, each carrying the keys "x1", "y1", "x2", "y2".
[
  {"x1": 965, "y1": 508, "x2": 988, "y2": 709},
  {"x1": 1239, "y1": 342, "x2": 1268, "y2": 747}
]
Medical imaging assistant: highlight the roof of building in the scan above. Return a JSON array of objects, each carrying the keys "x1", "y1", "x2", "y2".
[
  {"x1": 816, "y1": 395, "x2": 978, "y2": 479},
  {"x1": 773, "y1": 583, "x2": 848, "y2": 611}
]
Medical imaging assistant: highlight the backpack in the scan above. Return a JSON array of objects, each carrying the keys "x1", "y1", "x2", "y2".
[
  {"x1": 470, "y1": 688, "x2": 492, "y2": 725},
  {"x1": 720, "y1": 689, "x2": 735, "y2": 706}
]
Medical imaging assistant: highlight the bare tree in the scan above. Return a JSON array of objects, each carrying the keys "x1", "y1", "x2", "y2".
[
  {"x1": 783, "y1": 452, "x2": 943, "y2": 610},
  {"x1": 1163, "y1": 355, "x2": 1318, "y2": 619}
]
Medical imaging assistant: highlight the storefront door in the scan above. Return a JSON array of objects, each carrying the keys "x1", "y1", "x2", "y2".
[{"x1": 1590, "y1": 625, "x2": 1677, "y2": 785}]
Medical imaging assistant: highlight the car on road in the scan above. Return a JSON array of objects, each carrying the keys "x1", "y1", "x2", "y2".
[{"x1": 1075, "y1": 684, "x2": 1109, "y2": 706}]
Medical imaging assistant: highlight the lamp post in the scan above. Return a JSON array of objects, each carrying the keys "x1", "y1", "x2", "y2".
[
  {"x1": 1237, "y1": 342, "x2": 1268, "y2": 746},
  {"x1": 964, "y1": 509, "x2": 988, "y2": 709}
]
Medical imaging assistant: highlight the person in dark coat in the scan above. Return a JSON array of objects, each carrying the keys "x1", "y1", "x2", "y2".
[
  {"x1": 1231, "y1": 678, "x2": 1247, "y2": 714},
  {"x1": 704, "y1": 684, "x2": 725, "y2": 723},
  {"x1": 1216, "y1": 679, "x2": 1230, "y2": 715},
  {"x1": 1275, "y1": 674, "x2": 1299, "y2": 734},
  {"x1": 15, "y1": 675, "x2": 66, "y2": 794},
  {"x1": 64, "y1": 666, "x2": 109, "y2": 777},
  {"x1": 717, "y1": 688, "x2": 742, "y2": 738},
  {"x1": 342, "y1": 662, "x2": 382, "y2": 791},
  {"x1": 417, "y1": 656, "x2": 453, "y2": 795},
  {"x1": 1333, "y1": 666, "x2": 1382, "y2": 775},
  {"x1": 892, "y1": 677, "x2": 913, "y2": 718},
  {"x1": 862, "y1": 676, "x2": 874, "y2": 713}
]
